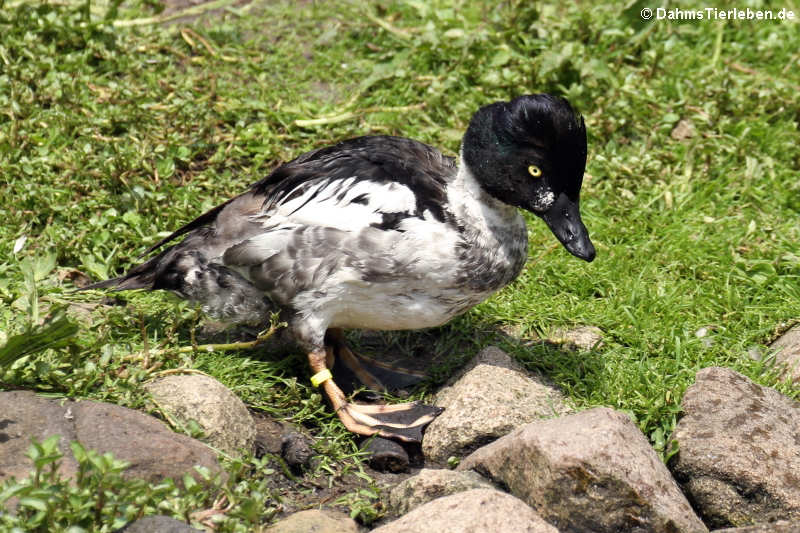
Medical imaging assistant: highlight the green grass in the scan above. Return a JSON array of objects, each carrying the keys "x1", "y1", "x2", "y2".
[{"x1": 1, "y1": 0, "x2": 799, "y2": 530}]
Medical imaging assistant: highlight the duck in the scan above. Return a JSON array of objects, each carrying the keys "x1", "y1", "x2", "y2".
[{"x1": 84, "y1": 94, "x2": 595, "y2": 443}]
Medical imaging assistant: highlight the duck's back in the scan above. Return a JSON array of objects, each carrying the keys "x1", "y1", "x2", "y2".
[
  {"x1": 215, "y1": 136, "x2": 474, "y2": 328},
  {"x1": 88, "y1": 137, "x2": 472, "y2": 327},
  {"x1": 252, "y1": 136, "x2": 457, "y2": 225}
]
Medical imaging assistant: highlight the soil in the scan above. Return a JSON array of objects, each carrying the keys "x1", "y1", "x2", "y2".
[{"x1": 250, "y1": 410, "x2": 418, "y2": 520}]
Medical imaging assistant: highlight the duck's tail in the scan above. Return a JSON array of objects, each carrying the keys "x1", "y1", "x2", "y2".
[
  {"x1": 79, "y1": 193, "x2": 277, "y2": 326},
  {"x1": 80, "y1": 195, "x2": 236, "y2": 293},
  {"x1": 80, "y1": 237, "x2": 275, "y2": 327},
  {"x1": 79, "y1": 252, "x2": 164, "y2": 292},
  {"x1": 79, "y1": 231, "x2": 201, "y2": 293}
]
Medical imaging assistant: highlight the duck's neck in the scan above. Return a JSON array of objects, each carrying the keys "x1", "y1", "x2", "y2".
[
  {"x1": 447, "y1": 154, "x2": 529, "y2": 292},
  {"x1": 449, "y1": 154, "x2": 524, "y2": 236}
]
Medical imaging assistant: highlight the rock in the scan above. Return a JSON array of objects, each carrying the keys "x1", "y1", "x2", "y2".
[
  {"x1": 144, "y1": 374, "x2": 256, "y2": 457},
  {"x1": 0, "y1": 391, "x2": 222, "y2": 486},
  {"x1": 422, "y1": 347, "x2": 569, "y2": 463},
  {"x1": 548, "y1": 325, "x2": 604, "y2": 351},
  {"x1": 361, "y1": 437, "x2": 409, "y2": 473},
  {"x1": 669, "y1": 367, "x2": 800, "y2": 528},
  {"x1": 458, "y1": 407, "x2": 707, "y2": 533},
  {"x1": 373, "y1": 488, "x2": 557, "y2": 533},
  {"x1": 265, "y1": 509, "x2": 361, "y2": 533},
  {"x1": 280, "y1": 432, "x2": 314, "y2": 470},
  {"x1": 711, "y1": 521, "x2": 800, "y2": 532},
  {"x1": 116, "y1": 515, "x2": 203, "y2": 532},
  {"x1": 0, "y1": 390, "x2": 80, "y2": 482},
  {"x1": 387, "y1": 468, "x2": 495, "y2": 516},
  {"x1": 671, "y1": 118, "x2": 695, "y2": 140},
  {"x1": 452, "y1": 345, "x2": 529, "y2": 377},
  {"x1": 252, "y1": 413, "x2": 315, "y2": 469},
  {"x1": 71, "y1": 399, "x2": 224, "y2": 484},
  {"x1": 769, "y1": 325, "x2": 800, "y2": 383},
  {"x1": 254, "y1": 414, "x2": 289, "y2": 456}
]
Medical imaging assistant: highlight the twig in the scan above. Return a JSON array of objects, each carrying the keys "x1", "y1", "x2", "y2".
[
  {"x1": 782, "y1": 52, "x2": 799, "y2": 74},
  {"x1": 365, "y1": 13, "x2": 412, "y2": 40},
  {"x1": 131, "y1": 322, "x2": 285, "y2": 362},
  {"x1": 179, "y1": 27, "x2": 238, "y2": 62},
  {"x1": 726, "y1": 60, "x2": 800, "y2": 92},
  {"x1": 710, "y1": 22, "x2": 723, "y2": 71},
  {"x1": 191, "y1": 494, "x2": 233, "y2": 529},
  {"x1": 112, "y1": 0, "x2": 239, "y2": 27},
  {"x1": 294, "y1": 103, "x2": 426, "y2": 127},
  {"x1": 147, "y1": 396, "x2": 183, "y2": 429},
  {"x1": 685, "y1": 105, "x2": 711, "y2": 122},
  {"x1": 139, "y1": 312, "x2": 150, "y2": 370},
  {"x1": 182, "y1": 28, "x2": 217, "y2": 56},
  {"x1": 295, "y1": 111, "x2": 359, "y2": 127},
  {"x1": 147, "y1": 367, "x2": 214, "y2": 380},
  {"x1": 728, "y1": 62, "x2": 757, "y2": 76}
]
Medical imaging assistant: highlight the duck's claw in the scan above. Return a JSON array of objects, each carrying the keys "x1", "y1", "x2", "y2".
[
  {"x1": 339, "y1": 350, "x2": 429, "y2": 391},
  {"x1": 337, "y1": 401, "x2": 444, "y2": 443},
  {"x1": 309, "y1": 342, "x2": 442, "y2": 443},
  {"x1": 327, "y1": 328, "x2": 428, "y2": 393}
]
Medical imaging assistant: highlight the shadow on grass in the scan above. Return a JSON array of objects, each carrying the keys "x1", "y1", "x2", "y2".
[
  {"x1": 175, "y1": 310, "x2": 605, "y2": 399},
  {"x1": 74, "y1": 291, "x2": 606, "y2": 407}
]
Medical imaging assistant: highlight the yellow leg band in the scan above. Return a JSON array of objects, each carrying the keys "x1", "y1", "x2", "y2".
[{"x1": 310, "y1": 369, "x2": 333, "y2": 387}]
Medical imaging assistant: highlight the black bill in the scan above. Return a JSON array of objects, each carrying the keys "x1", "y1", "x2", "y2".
[{"x1": 540, "y1": 192, "x2": 596, "y2": 262}]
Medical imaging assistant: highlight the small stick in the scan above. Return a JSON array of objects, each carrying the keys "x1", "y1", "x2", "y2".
[
  {"x1": 147, "y1": 367, "x2": 212, "y2": 379},
  {"x1": 137, "y1": 322, "x2": 285, "y2": 360},
  {"x1": 139, "y1": 312, "x2": 150, "y2": 370},
  {"x1": 180, "y1": 27, "x2": 236, "y2": 61},
  {"x1": 113, "y1": 0, "x2": 238, "y2": 27},
  {"x1": 295, "y1": 103, "x2": 426, "y2": 127},
  {"x1": 365, "y1": 13, "x2": 413, "y2": 40}
]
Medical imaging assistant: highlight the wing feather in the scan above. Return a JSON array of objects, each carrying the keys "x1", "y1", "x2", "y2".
[{"x1": 103, "y1": 135, "x2": 458, "y2": 294}]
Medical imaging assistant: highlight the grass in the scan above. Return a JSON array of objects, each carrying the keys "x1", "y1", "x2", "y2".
[{"x1": 1, "y1": 0, "x2": 799, "y2": 530}]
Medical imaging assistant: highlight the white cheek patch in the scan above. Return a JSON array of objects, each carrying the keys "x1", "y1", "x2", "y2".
[{"x1": 532, "y1": 188, "x2": 556, "y2": 211}]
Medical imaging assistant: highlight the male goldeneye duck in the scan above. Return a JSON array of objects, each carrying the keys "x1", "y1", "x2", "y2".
[{"x1": 85, "y1": 94, "x2": 595, "y2": 443}]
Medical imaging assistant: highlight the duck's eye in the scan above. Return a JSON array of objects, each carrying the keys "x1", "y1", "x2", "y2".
[{"x1": 528, "y1": 165, "x2": 542, "y2": 178}]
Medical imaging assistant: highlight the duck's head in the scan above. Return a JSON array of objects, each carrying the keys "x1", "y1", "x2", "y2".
[{"x1": 462, "y1": 94, "x2": 595, "y2": 262}]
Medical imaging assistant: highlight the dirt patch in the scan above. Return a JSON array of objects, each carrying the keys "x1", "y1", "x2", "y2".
[{"x1": 250, "y1": 410, "x2": 417, "y2": 521}]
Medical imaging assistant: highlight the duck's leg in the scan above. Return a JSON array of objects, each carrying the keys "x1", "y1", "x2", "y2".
[
  {"x1": 326, "y1": 328, "x2": 429, "y2": 392},
  {"x1": 307, "y1": 346, "x2": 442, "y2": 443}
]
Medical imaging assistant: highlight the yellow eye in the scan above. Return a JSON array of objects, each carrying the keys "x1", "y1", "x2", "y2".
[{"x1": 528, "y1": 165, "x2": 542, "y2": 178}]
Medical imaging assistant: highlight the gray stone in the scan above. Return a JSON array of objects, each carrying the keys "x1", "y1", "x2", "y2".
[
  {"x1": 387, "y1": 468, "x2": 495, "y2": 516},
  {"x1": 0, "y1": 391, "x2": 223, "y2": 486},
  {"x1": 116, "y1": 515, "x2": 203, "y2": 532},
  {"x1": 712, "y1": 521, "x2": 800, "y2": 532},
  {"x1": 422, "y1": 347, "x2": 569, "y2": 463},
  {"x1": 361, "y1": 437, "x2": 408, "y2": 473},
  {"x1": 373, "y1": 488, "x2": 558, "y2": 533},
  {"x1": 451, "y1": 345, "x2": 529, "y2": 377},
  {"x1": 144, "y1": 374, "x2": 256, "y2": 457},
  {"x1": 770, "y1": 325, "x2": 800, "y2": 383},
  {"x1": 254, "y1": 414, "x2": 293, "y2": 455},
  {"x1": 669, "y1": 367, "x2": 800, "y2": 528},
  {"x1": 548, "y1": 325, "x2": 604, "y2": 351},
  {"x1": 281, "y1": 432, "x2": 314, "y2": 470},
  {"x1": 459, "y1": 407, "x2": 707, "y2": 533},
  {"x1": 0, "y1": 391, "x2": 81, "y2": 481},
  {"x1": 265, "y1": 509, "x2": 361, "y2": 532},
  {"x1": 671, "y1": 118, "x2": 695, "y2": 140},
  {"x1": 253, "y1": 413, "x2": 317, "y2": 471}
]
